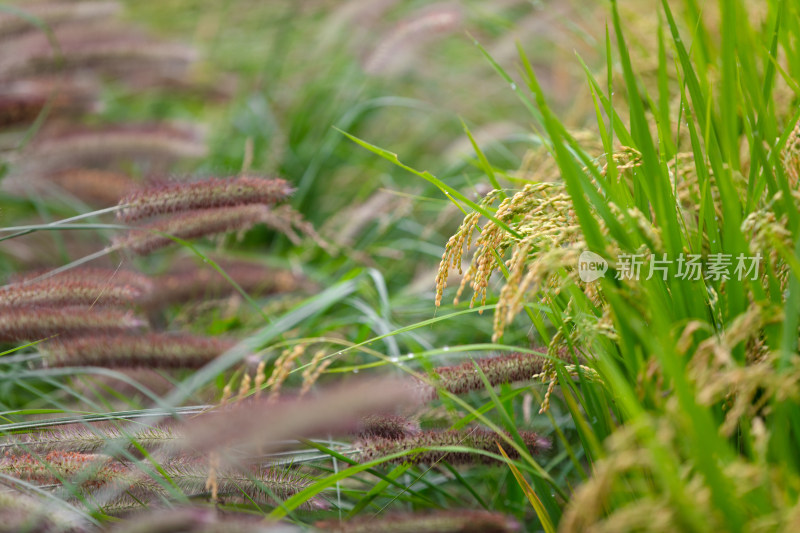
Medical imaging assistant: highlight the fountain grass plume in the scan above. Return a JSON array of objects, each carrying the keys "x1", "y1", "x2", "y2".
[
  {"x1": 0, "y1": 77, "x2": 100, "y2": 129},
  {"x1": 2, "y1": 424, "x2": 179, "y2": 456},
  {"x1": 48, "y1": 168, "x2": 139, "y2": 207},
  {"x1": 116, "y1": 176, "x2": 293, "y2": 222},
  {"x1": 17, "y1": 123, "x2": 206, "y2": 175},
  {"x1": 144, "y1": 257, "x2": 309, "y2": 308},
  {"x1": 355, "y1": 428, "x2": 550, "y2": 466},
  {"x1": 0, "y1": 450, "x2": 121, "y2": 489},
  {"x1": 0, "y1": 278, "x2": 147, "y2": 308},
  {"x1": 0, "y1": 450, "x2": 325, "y2": 511},
  {"x1": 420, "y1": 352, "x2": 548, "y2": 399},
  {"x1": 10, "y1": 267, "x2": 154, "y2": 293},
  {"x1": 0, "y1": 23, "x2": 197, "y2": 81},
  {"x1": 112, "y1": 204, "x2": 276, "y2": 255},
  {"x1": 111, "y1": 203, "x2": 322, "y2": 255},
  {"x1": 0, "y1": 305, "x2": 145, "y2": 342},
  {"x1": 149, "y1": 463, "x2": 326, "y2": 510},
  {"x1": 41, "y1": 332, "x2": 235, "y2": 368},
  {"x1": 358, "y1": 415, "x2": 420, "y2": 440}
]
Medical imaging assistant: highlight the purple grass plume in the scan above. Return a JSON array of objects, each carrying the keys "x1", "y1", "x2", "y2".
[
  {"x1": 143, "y1": 256, "x2": 310, "y2": 308},
  {"x1": 40, "y1": 332, "x2": 235, "y2": 368},
  {"x1": 0, "y1": 305, "x2": 145, "y2": 342},
  {"x1": 421, "y1": 352, "x2": 547, "y2": 399},
  {"x1": 0, "y1": 77, "x2": 100, "y2": 129},
  {"x1": 358, "y1": 414, "x2": 420, "y2": 440},
  {"x1": 18, "y1": 123, "x2": 206, "y2": 175},
  {"x1": 9, "y1": 267, "x2": 154, "y2": 295},
  {"x1": 48, "y1": 168, "x2": 139, "y2": 207},
  {"x1": 2, "y1": 423, "x2": 179, "y2": 456},
  {"x1": 0, "y1": 276, "x2": 149, "y2": 308},
  {"x1": 111, "y1": 204, "x2": 276, "y2": 255},
  {"x1": 356, "y1": 428, "x2": 550, "y2": 466},
  {"x1": 0, "y1": 450, "x2": 325, "y2": 512},
  {"x1": 116, "y1": 176, "x2": 293, "y2": 222}
]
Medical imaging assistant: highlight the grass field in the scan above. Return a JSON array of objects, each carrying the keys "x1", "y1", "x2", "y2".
[{"x1": 1, "y1": 0, "x2": 799, "y2": 531}]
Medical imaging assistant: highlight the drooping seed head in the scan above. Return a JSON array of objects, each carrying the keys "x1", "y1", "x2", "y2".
[
  {"x1": 782, "y1": 118, "x2": 800, "y2": 187},
  {"x1": 116, "y1": 176, "x2": 294, "y2": 222},
  {"x1": 0, "y1": 450, "x2": 120, "y2": 488}
]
